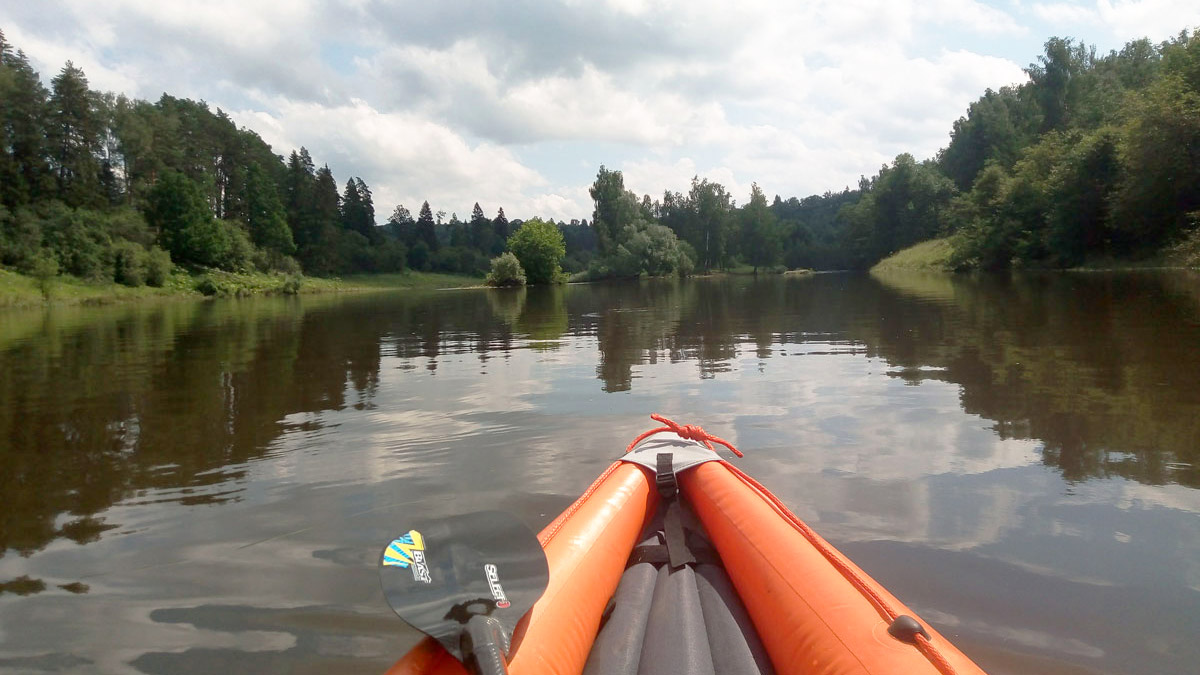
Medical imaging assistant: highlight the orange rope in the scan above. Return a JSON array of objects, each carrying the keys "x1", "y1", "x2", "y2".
[{"x1": 623, "y1": 413, "x2": 744, "y2": 457}]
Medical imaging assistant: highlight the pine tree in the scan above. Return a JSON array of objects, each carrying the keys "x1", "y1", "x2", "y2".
[
  {"x1": 0, "y1": 44, "x2": 50, "y2": 207},
  {"x1": 388, "y1": 204, "x2": 415, "y2": 245},
  {"x1": 246, "y1": 163, "x2": 294, "y2": 255},
  {"x1": 48, "y1": 62, "x2": 103, "y2": 207},
  {"x1": 492, "y1": 207, "x2": 509, "y2": 255},
  {"x1": 341, "y1": 177, "x2": 364, "y2": 234},
  {"x1": 355, "y1": 177, "x2": 377, "y2": 243},
  {"x1": 417, "y1": 201, "x2": 438, "y2": 251},
  {"x1": 469, "y1": 202, "x2": 493, "y2": 252},
  {"x1": 284, "y1": 148, "x2": 317, "y2": 248}
]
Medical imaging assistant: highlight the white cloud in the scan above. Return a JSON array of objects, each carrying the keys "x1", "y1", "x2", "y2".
[
  {"x1": 1033, "y1": 1, "x2": 1200, "y2": 42},
  {"x1": 228, "y1": 98, "x2": 550, "y2": 219},
  {"x1": 1096, "y1": 0, "x2": 1200, "y2": 39},
  {"x1": 6, "y1": 0, "x2": 1179, "y2": 222}
]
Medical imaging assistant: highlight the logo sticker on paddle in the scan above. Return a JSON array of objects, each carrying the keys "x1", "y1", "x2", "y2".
[
  {"x1": 484, "y1": 563, "x2": 510, "y2": 608},
  {"x1": 383, "y1": 530, "x2": 432, "y2": 583}
]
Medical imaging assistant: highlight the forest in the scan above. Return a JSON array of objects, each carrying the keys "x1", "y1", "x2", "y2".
[{"x1": 2, "y1": 27, "x2": 1199, "y2": 291}]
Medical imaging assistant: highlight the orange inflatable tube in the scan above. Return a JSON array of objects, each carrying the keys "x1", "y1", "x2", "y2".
[
  {"x1": 385, "y1": 436, "x2": 987, "y2": 675},
  {"x1": 682, "y1": 460, "x2": 986, "y2": 675}
]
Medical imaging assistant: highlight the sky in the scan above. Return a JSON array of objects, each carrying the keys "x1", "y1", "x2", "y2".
[{"x1": 2, "y1": 1, "x2": 1198, "y2": 223}]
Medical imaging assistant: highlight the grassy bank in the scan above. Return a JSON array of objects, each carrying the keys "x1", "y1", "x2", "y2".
[
  {"x1": 0, "y1": 268, "x2": 483, "y2": 309},
  {"x1": 870, "y1": 238, "x2": 956, "y2": 273},
  {"x1": 871, "y1": 234, "x2": 1200, "y2": 274}
]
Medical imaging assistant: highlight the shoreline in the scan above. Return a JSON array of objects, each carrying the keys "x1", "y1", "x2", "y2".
[{"x1": 0, "y1": 268, "x2": 483, "y2": 310}]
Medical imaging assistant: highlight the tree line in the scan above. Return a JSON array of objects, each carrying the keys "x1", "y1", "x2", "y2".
[
  {"x1": 578, "y1": 28, "x2": 1200, "y2": 275},
  {"x1": 4, "y1": 26, "x2": 1199, "y2": 288},
  {"x1": 0, "y1": 28, "x2": 545, "y2": 286}
]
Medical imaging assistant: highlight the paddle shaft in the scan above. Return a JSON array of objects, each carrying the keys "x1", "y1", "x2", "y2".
[{"x1": 464, "y1": 614, "x2": 510, "y2": 675}]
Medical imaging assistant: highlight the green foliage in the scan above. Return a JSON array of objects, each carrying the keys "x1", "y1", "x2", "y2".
[
  {"x1": 431, "y1": 246, "x2": 489, "y2": 276},
  {"x1": 486, "y1": 251, "x2": 527, "y2": 286},
  {"x1": 1111, "y1": 61, "x2": 1200, "y2": 251},
  {"x1": 144, "y1": 246, "x2": 172, "y2": 286},
  {"x1": 408, "y1": 240, "x2": 431, "y2": 272},
  {"x1": 841, "y1": 154, "x2": 956, "y2": 268},
  {"x1": 7, "y1": 27, "x2": 1200, "y2": 289},
  {"x1": 112, "y1": 240, "x2": 147, "y2": 286},
  {"x1": 29, "y1": 250, "x2": 58, "y2": 299},
  {"x1": 740, "y1": 183, "x2": 781, "y2": 272},
  {"x1": 611, "y1": 220, "x2": 693, "y2": 277},
  {"x1": 416, "y1": 201, "x2": 439, "y2": 253},
  {"x1": 279, "y1": 274, "x2": 303, "y2": 295},
  {"x1": 939, "y1": 86, "x2": 1039, "y2": 190},
  {"x1": 245, "y1": 163, "x2": 295, "y2": 255},
  {"x1": 507, "y1": 218, "x2": 565, "y2": 284},
  {"x1": 590, "y1": 166, "x2": 637, "y2": 255},
  {"x1": 0, "y1": 206, "x2": 43, "y2": 269},
  {"x1": 147, "y1": 171, "x2": 224, "y2": 268},
  {"x1": 48, "y1": 62, "x2": 102, "y2": 208}
]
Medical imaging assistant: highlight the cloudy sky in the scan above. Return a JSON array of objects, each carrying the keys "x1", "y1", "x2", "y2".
[{"x1": 2, "y1": 1, "x2": 1197, "y2": 222}]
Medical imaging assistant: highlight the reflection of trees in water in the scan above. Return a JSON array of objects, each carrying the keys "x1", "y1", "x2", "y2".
[
  {"x1": 0, "y1": 289, "x2": 550, "y2": 565},
  {"x1": 868, "y1": 271, "x2": 1200, "y2": 488},
  {"x1": 588, "y1": 276, "x2": 831, "y2": 390},
  {"x1": 587, "y1": 280, "x2": 691, "y2": 392},
  {"x1": 0, "y1": 295, "x2": 416, "y2": 562},
  {"x1": 4, "y1": 271, "x2": 1197, "y2": 577}
]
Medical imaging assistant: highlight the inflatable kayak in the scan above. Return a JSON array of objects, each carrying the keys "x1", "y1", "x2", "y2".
[{"x1": 380, "y1": 415, "x2": 988, "y2": 675}]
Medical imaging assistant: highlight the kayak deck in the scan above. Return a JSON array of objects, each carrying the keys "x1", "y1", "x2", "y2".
[{"x1": 583, "y1": 505, "x2": 774, "y2": 675}]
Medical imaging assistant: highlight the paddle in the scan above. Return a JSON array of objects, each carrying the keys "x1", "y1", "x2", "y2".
[{"x1": 379, "y1": 510, "x2": 550, "y2": 675}]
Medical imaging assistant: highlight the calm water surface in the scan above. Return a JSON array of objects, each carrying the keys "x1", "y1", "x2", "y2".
[{"x1": 1, "y1": 272, "x2": 1199, "y2": 675}]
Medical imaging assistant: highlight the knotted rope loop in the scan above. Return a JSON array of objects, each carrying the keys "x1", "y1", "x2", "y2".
[{"x1": 624, "y1": 414, "x2": 744, "y2": 457}]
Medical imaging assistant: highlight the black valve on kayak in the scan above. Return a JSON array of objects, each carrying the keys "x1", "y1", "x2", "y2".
[{"x1": 888, "y1": 615, "x2": 931, "y2": 644}]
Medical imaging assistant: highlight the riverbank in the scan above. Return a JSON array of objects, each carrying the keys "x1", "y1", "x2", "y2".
[
  {"x1": 870, "y1": 238, "x2": 956, "y2": 273},
  {"x1": 872, "y1": 236, "x2": 1199, "y2": 274},
  {"x1": 0, "y1": 268, "x2": 482, "y2": 309}
]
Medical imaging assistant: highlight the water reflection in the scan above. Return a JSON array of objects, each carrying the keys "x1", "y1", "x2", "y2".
[
  {"x1": 4, "y1": 274, "x2": 1200, "y2": 558},
  {"x1": 868, "y1": 271, "x2": 1200, "y2": 488},
  {"x1": 1, "y1": 272, "x2": 1199, "y2": 674}
]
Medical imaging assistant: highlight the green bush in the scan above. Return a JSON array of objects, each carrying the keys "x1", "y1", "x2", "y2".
[
  {"x1": 220, "y1": 220, "x2": 255, "y2": 272},
  {"x1": 0, "y1": 206, "x2": 43, "y2": 270},
  {"x1": 30, "y1": 251, "x2": 59, "y2": 300},
  {"x1": 486, "y1": 252, "x2": 526, "y2": 286},
  {"x1": 144, "y1": 246, "x2": 173, "y2": 287},
  {"x1": 112, "y1": 240, "x2": 147, "y2": 286},
  {"x1": 507, "y1": 218, "x2": 565, "y2": 284},
  {"x1": 278, "y1": 274, "x2": 303, "y2": 295},
  {"x1": 50, "y1": 208, "x2": 114, "y2": 280},
  {"x1": 195, "y1": 275, "x2": 221, "y2": 296},
  {"x1": 253, "y1": 248, "x2": 302, "y2": 274}
]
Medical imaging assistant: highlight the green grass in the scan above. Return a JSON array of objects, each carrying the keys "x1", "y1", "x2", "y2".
[
  {"x1": 0, "y1": 268, "x2": 484, "y2": 309},
  {"x1": 0, "y1": 267, "x2": 196, "y2": 308},
  {"x1": 870, "y1": 238, "x2": 956, "y2": 273},
  {"x1": 327, "y1": 271, "x2": 483, "y2": 290}
]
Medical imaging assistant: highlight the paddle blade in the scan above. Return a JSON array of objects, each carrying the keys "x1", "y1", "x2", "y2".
[{"x1": 379, "y1": 510, "x2": 549, "y2": 662}]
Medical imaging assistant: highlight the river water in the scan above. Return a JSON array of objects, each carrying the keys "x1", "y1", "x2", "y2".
[{"x1": 1, "y1": 271, "x2": 1198, "y2": 675}]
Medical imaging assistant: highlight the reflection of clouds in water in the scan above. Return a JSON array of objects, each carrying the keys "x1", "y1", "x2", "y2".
[
  {"x1": 1, "y1": 596, "x2": 298, "y2": 674},
  {"x1": 0, "y1": 492, "x2": 407, "y2": 673}
]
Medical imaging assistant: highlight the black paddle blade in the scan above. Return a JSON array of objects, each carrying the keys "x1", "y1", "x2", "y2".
[{"x1": 379, "y1": 510, "x2": 549, "y2": 662}]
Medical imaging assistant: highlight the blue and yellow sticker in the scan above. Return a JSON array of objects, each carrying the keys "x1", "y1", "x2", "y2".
[
  {"x1": 384, "y1": 530, "x2": 432, "y2": 583},
  {"x1": 383, "y1": 530, "x2": 425, "y2": 568}
]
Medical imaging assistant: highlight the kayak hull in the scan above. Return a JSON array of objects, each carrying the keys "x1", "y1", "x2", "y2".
[{"x1": 385, "y1": 435, "x2": 987, "y2": 675}]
